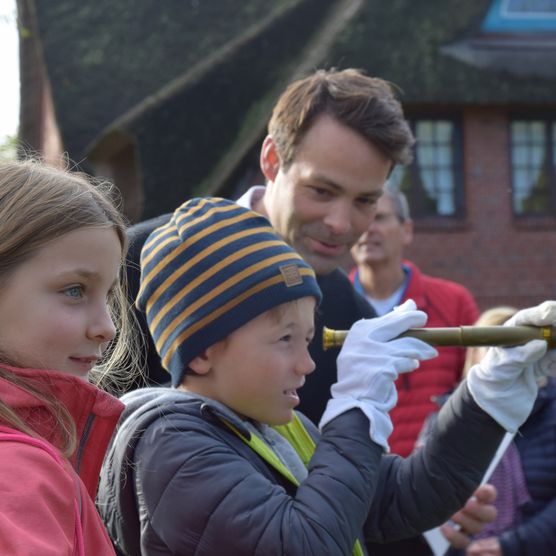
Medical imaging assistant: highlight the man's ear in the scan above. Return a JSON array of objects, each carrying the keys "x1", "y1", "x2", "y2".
[
  {"x1": 260, "y1": 135, "x2": 280, "y2": 182},
  {"x1": 188, "y1": 351, "x2": 212, "y2": 375}
]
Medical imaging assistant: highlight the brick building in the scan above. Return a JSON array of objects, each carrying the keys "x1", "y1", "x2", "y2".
[{"x1": 18, "y1": 0, "x2": 556, "y2": 309}]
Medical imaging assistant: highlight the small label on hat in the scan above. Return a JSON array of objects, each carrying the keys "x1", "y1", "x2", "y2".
[{"x1": 279, "y1": 264, "x2": 303, "y2": 287}]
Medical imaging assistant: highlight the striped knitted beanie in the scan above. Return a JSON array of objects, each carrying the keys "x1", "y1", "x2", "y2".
[{"x1": 137, "y1": 197, "x2": 322, "y2": 386}]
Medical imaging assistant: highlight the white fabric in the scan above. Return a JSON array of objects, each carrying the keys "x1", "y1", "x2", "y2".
[
  {"x1": 236, "y1": 185, "x2": 265, "y2": 210},
  {"x1": 319, "y1": 299, "x2": 438, "y2": 451},
  {"x1": 366, "y1": 285, "x2": 405, "y2": 316},
  {"x1": 467, "y1": 300, "x2": 556, "y2": 433}
]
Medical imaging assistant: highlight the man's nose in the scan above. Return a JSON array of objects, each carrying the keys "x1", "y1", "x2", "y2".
[{"x1": 323, "y1": 201, "x2": 352, "y2": 236}]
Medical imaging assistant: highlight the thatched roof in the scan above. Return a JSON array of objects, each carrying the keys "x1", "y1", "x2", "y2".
[{"x1": 25, "y1": 0, "x2": 556, "y2": 218}]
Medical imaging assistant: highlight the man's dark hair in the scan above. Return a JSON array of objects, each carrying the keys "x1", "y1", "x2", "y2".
[{"x1": 268, "y1": 68, "x2": 415, "y2": 168}]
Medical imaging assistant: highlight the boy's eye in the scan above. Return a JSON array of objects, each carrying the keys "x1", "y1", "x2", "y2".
[
  {"x1": 280, "y1": 334, "x2": 292, "y2": 343},
  {"x1": 63, "y1": 285, "x2": 84, "y2": 299}
]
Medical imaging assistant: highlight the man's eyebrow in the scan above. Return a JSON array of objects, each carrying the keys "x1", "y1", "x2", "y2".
[
  {"x1": 309, "y1": 174, "x2": 343, "y2": 191},
  {"x1": 310, "y1": 175, "x2": 383, "y2": 200}
]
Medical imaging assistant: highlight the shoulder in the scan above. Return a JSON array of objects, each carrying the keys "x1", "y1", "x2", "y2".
[
  {"x1": 0, "y1": 439, "x2": 73, "y2": 488},
  {"x1": 0, "y1": 439, "x2": 78, "y2": 553},
  {"x1": 318, "y1": 270, "x2": 375, "y2": 320},
  {"x1": 131, "y1": 398, "x2": 244, "y2": 476},
  {"x1": 406, "y1": 262, "x2": 478, "y2": 319}
]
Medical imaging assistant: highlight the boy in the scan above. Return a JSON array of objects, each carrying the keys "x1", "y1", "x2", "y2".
[{"x1": 98, "y1": 197, "x2": 556, "y2": 555}]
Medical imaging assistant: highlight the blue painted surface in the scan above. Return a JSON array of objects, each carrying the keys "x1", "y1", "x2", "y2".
[{"x1": 482, "y1": 0, "x2": 556, "y2": 32}]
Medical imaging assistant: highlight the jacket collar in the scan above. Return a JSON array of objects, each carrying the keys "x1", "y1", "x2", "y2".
[
  {"x1": 0, "y1": 365, "x2": 123, "y2": 498},
  {"x1": 401, "y1": 260, "x2": 425, "y2": 307}
]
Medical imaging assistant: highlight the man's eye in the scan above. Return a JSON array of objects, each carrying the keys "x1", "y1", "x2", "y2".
[
  {"x1": 64, "y1": 285, "x2": 84, "y2": 299},
  {"x1": 311, "y1": 186, "x2": 331, "y2": 197}
]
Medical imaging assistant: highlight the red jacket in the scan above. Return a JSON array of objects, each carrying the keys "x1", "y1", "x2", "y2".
[
  {"x1": 0, "y1": 366, "x2": 123, "y2": 555},
  {"x1": 349, "y1": 261, "x2": 479, "y2": 456}
]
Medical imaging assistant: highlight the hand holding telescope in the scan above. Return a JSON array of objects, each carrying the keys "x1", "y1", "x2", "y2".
[{"x1": 323, "y1": 325, "x2": 556, "y2": 351}]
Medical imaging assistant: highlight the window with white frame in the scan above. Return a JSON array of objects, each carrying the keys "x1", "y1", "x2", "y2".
[
  {"x1": 389, "y1": 118, "x2": 463, "y2": 218},
  {"x1": 510, "y1": 119, "x2": 556, "y2": 215}
]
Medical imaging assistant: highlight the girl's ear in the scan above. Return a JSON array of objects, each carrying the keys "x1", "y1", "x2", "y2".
[{"x1": 188, "y1": 351, "x2": 212, "y2": 375}]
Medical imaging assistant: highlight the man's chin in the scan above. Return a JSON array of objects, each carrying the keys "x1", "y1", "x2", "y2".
[{"x1": 301, "y1": 252, "x2": 342, "y2": 276}]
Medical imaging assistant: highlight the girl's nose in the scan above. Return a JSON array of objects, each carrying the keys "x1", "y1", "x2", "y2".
[{"x1": 88, "y1": 304, "x2": 117, "y2": 343}]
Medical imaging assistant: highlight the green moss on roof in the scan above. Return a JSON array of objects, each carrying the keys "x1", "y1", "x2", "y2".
[{"x1": 34, "y1": 0, "x2": 298, "y2": 162}]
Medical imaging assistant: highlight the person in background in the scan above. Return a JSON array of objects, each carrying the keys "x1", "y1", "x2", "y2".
[
  {"x1": 350, "y1": 182, "x2": 479, "y2": 456},
  {"x1": 124, "y1": 68, "x2": 495, "y2": 550},
  {"x1": 459, "y1": 307, "x2": 556, "y2": 556},
  {"x1": 0, "y1": 160, "x2": 137, "y2": 554},
  {"x1": 98, "y1": 197, "x2": 556, "y2": 556}
]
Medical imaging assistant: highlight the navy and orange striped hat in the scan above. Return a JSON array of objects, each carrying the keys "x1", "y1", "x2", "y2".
[{"x1": 137, "y1": 197, "x2": 322, "y2": 386}]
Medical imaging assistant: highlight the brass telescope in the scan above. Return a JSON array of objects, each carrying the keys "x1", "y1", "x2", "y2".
[{"x1": 322, "y1": 325, "x2": 556, "y2": 351}]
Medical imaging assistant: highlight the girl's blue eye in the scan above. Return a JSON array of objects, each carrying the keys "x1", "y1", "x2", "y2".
[{"x1": 64, "y1": 286, "x2": 83, "y2": 298}]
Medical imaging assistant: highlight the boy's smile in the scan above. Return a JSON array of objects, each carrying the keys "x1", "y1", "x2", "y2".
[{"x1": 185, "y1": 297, "x2": 316, "y2": 425}]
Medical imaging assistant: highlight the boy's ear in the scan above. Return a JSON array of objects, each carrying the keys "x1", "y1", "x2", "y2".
[
  {"x1": 260, "y1": 135, "x2": 280, "y2": 182},
  {"x1": 188, "y1": 351, "x2": 212, "y2": 375}
]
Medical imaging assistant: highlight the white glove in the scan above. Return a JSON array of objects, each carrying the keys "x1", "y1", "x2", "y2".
[
  {"x1": 467, "y1": 300, "x2": 556, "y2": 433},
  {"x1": 319, "y1": 299, "x2": 438, "y2": 451}
]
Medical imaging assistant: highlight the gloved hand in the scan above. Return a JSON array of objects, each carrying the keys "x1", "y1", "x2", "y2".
[
  {"x1": 319, "y1": 299, "x2": 438, "y2": 451},
  {"x1": 467, "y1": 300, "x2": 556, "y2": 432}
]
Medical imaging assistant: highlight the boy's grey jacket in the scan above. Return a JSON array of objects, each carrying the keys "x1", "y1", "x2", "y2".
[{"x1": 97, "y1": 383, "x2": 503, "y2": 556}]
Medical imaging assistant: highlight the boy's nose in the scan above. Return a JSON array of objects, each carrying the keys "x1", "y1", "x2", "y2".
[{"x1": 296, "y1": 348, "x2": 316, "y2": 376}]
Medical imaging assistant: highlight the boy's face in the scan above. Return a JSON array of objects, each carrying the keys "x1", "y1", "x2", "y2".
[{"x1": 193, "y1": 297, "x2": 316, "y2": 425}]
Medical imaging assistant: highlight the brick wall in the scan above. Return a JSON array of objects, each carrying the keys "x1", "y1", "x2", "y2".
[{"x1": 406, "y1": 107, "x2": 556, "y2": 312}]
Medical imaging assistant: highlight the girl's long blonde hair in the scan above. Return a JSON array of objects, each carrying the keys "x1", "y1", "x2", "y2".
[{"x1": 0, "y1": 159, "x2": 139, "y2": 455}]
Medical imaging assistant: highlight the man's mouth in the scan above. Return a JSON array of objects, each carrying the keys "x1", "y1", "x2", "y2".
[{"x1": 307, "y1": 237, "x2": 346, "y2": 257}]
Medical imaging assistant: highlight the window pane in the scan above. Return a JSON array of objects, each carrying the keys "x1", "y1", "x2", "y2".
[
  {"x1": 530, "y1": 144, "x2": 544, "y2": 166},
  {"x1": 409, "y1": 119, "x2": 458, "y2": 217},
  {"x1": 437, "y1": 170, "x2": 455, "y2": 215},
  {"x1": 510, "y1": 118, "x2": 554, "y2": 215},
  {"x1": 417, "y1": 144, "x2": 434, "y2": 166},
  {"x1": 388, "y1": 165, "x2": 405, "y2": 189},
  {"x1": 436, "y1": 146, "x2": 453, "y2": 166},
  {"x1": 435, "y1": 121, "x2": 452, "y2": 142},
  {"x1": 512, "y1": 144, "x2": 528, "y2": 165},
  {"x1": 416, "y1": 121, "x2": 434, "y2": 142}
]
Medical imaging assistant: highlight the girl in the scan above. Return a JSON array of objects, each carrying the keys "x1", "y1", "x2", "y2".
[{"x1": 0, "y1": 160, "x2": 134, "y2": 555}]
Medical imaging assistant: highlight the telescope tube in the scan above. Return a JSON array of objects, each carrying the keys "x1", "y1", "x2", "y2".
[{"x1": 322, "y1": 325, "x2": 556, "y2": 351}]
